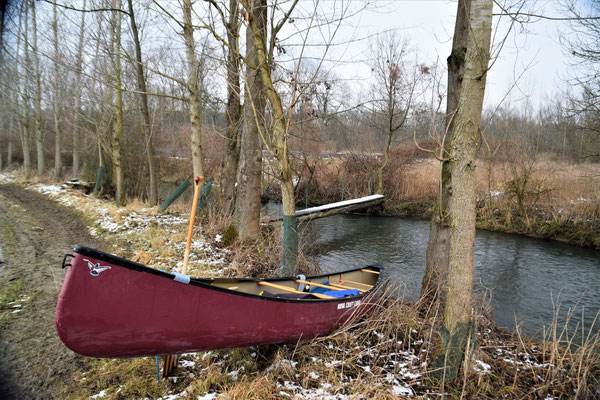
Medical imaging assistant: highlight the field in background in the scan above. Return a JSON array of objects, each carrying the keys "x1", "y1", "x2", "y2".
[{"x1": 264, "y1": 148, "x2": 600, "y2": 248}]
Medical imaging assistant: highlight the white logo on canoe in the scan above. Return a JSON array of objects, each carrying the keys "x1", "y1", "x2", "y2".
[
  {"x1": 84, "y1": 259, "x2": 111, "y2": 276},
  {"x1": 337, "y1": 300, "x2": 361, "y2": 310}
]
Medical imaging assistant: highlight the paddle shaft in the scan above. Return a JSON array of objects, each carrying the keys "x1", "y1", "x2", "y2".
[{"x1": 182, "y1": 176, "x2": 203, "y2": 275}]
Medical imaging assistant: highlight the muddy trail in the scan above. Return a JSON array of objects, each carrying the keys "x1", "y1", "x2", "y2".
[{"x1": 0, "y1": 183, "x2": 108, "y2": 399}]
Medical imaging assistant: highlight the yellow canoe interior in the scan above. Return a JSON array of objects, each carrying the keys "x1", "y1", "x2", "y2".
[{"x1": 209, "y1": 268, "x2": 380, "y2": 300}]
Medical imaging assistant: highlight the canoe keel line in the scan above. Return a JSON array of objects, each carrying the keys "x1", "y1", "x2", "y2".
[{"x1": 56, "y1": 245, "x2": 385, "y2": 358}]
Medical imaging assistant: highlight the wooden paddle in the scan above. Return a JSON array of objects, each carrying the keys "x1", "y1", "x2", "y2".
[{"x1": 163, "y1": 175, "x2": 203, "y2": 377}]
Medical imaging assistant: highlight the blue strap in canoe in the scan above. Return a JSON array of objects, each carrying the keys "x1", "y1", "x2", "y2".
[{"x1": 322, "y1": 289, "x2": 359, "y2": 298}]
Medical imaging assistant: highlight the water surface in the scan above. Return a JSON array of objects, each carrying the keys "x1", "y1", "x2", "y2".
[{"x1": 299, "y1": 214, "x2": 600, "y2": 339}]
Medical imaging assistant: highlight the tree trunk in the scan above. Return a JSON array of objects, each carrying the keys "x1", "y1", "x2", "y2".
[
  {"x1": 7, "y1": 115, "x2": 14, "y2": 165},
  {"x1": 52, "y1": 0, "x2": 62, "y2": 180},
  {"x1": 433, "y1": 0, "x2": 492, "y2": 381},
  {"x1": 72, "y1": 0, "x2": 86, "y2": 178},
  {"x1": 31, "y1": 0, "x2": 44, "y2": 176},
  {"x1": 422, "y1": 0, "x2": 470, "y2": 303},
  {"x1": 220, "y1": 0, "x2": 242, "y2": 214},
  {"x1": 127, "y1": 0, "x2": 158, "y2": 205},
  {"x1": 230, "y1": 0, "x2": 265, "y2": 242},
  {"x1": 182, "y1": 0, "x2": 204, "y2": 179},
  {"x1": 246, "y1": 0, "x2": 298, "y2": 275},
  {"x1": 112, "y1": 0, "x2": 125, "y2": 206},
  {"x1": 19, "y1": 2, "x2": 32, "y2": 179}
]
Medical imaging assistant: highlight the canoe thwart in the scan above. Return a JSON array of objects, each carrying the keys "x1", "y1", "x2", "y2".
[
  {"x1": 295, "y1": 279, "x2": 344, "y2": 291},
  {"x1": 361, "y1": 269, "x2": 380, "y2": 274},
  {"x1": 340, "y1": 279, "x2": 373, "y2": 289},
  {"x1": 328, "y1": 282, "x2": 367, "y2": 293},
  {"x1": 258, "y1": 281, "x2": 335, "y2": 299}
]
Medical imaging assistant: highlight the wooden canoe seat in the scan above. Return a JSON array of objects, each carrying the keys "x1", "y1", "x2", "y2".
[
  {"x1": 258, "y1": 281, "x2": 335, "y2": 299},
  {"x1": 328, "y1": 282, "x2": 367, "y2": 293},
  {"x1": 361, "y1": 269, "x2": 379, "y2": 274},
  {"x1": 340, "y1": 279, "x2": 373, "y2": 289}
]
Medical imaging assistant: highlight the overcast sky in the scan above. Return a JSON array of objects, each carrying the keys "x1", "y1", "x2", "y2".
[{"x1": 292, "y1": 0, "x2": 574, "y2": 111}]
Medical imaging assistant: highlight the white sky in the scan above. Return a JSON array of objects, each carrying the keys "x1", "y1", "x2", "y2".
[{"x1": 283, "y1": 0, "x2": 573, "y2": 111}]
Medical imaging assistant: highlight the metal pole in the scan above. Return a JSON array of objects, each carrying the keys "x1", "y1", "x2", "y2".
[{"x1": 341, "y1": 176, "x2": 345, "y2": 201}]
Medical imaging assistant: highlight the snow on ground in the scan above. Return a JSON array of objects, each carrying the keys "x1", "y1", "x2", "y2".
[
  {"x1": 0, "y1": 172, "x2": 16, "y2": 183},
  {"x1": 22, "y1": 179, "x2": 229, "y2": 275}
]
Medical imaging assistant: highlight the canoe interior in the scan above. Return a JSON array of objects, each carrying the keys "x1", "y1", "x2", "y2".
[{"x1": 72, "y1": 244, "x2": 382, "y2": 301}]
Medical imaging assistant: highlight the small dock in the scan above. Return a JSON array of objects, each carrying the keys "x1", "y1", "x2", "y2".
[{"x1": 265, "y1": 194, "x2": 384, "y2": 224}]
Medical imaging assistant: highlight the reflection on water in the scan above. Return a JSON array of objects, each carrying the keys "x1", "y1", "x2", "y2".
[{"x1": 299, "y1": 214, "x2": 600, "y2": 338}]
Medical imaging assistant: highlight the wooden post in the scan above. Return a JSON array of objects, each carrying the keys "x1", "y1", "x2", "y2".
[
  {"x1": 305, "y1": 178, "x2": 309, "y2": 208},
  {"x1": 182, "y1": 176, "x2": 203, "y2": 275}
]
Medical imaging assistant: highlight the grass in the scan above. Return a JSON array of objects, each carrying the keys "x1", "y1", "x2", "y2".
[
  {"x1": 3, "y1": 169, "x2": 598, "y2": 398},
  {"x1": 54, "y1": 289, "x2": 598, "y2": 399}
]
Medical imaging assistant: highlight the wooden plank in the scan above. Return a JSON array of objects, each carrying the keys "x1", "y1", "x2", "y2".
[
  {"x1": 328, "y1": 282, "x2": 367, "y2": 293},
  {"x1": 361, "y1": 269, "x2": 380, "y2": 275},
  {"x1": 295, "y1": 279, "x2": 345, "y2": 291},
  {"x1": 340, "y1": 279, "x2": 373, "y2": 289},
  {"x1": 264, "y1": 195, "x2": 384, "y2": 224},
  {"x1": 258, "y1": 281, "x2": 335, "y2": 299}
]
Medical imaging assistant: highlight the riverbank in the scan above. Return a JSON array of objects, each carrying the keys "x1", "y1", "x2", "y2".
[
  {"x1": 0, "y1": 172, "x2": 598, "y2": 399},
  {"x1": 272, "y1": 154, "x2": 600, "y2": 250},
  {"x1": 381, "y1": 197, "x2": 600, "y2": 250}
]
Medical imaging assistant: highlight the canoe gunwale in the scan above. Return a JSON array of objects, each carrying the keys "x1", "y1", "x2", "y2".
[{"x1": 72, "y1": 244, "x2": 384, "y2": 304}]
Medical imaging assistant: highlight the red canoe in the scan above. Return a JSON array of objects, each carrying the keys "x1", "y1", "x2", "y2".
[{"x1": 56, "y1": 245, "x2": 384, "y2": 358}]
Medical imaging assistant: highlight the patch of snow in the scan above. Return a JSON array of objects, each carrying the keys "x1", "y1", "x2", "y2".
[
  {"x1": 473, "y1": 359, "x2": 492, "y2": 374},
  {"x1": 392, "y1": 384, "x2": 414, "y2": 397},
  {"x1": 91, "y1": 389, "x2": 107, "y2": 399},
  {"x1": 196, "y1": 393, "x2": 219, "y2": 400}
]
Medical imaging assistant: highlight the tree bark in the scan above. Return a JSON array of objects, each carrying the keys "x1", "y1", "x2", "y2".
[
  {"x1": 220, "y1": 0, "x2": 242, "y2": 214},
  {"x1": 245, "y1": 0, "x2": 299, "y2": 275},
  {"x1": 182, "y1": 0, "x2": 204, "y2": 179},
  {"x1": 72, "y1": 0, "x2": 86, "y2": 178},
  {"x1": 112, "y1": 0, "x2": 125, "y2": 206},
  {"x1": 30, "y1": 0, "x2": 44, "y2": 176},
  {"x1": 52, "y1": 0, "x2": 63, "y2": 180},
  {"x1": 127, "y1": 0, "x2": 158, "y2": 205},
  {"x1": 433, "y1": 0, "x2": 492, "y2": 381},
  {"x1": 422, "y1": 0, "x2": 470, "y2": 303},
  {"x1": 19, "y1": 1, "x2": 32, "y2": 179},
  {"x1": 231, "y1": 0, "x2": 265, "y2": 241},
  {"x1": 7, "y1": 116, "x2": 14, "y2": 165}
]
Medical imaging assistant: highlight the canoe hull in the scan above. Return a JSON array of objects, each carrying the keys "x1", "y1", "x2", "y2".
[{"x1": 56, "y1": 246, "x2": 383, "y2": 357}]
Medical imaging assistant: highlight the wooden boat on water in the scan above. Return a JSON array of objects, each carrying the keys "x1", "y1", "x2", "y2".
[{"x1": 56, "y1": 245, "x2": 384, "y2": 358}]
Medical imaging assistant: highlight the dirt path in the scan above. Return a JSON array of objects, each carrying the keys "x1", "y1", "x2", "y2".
[{"x1": 0, "y1": 183, "x2": 107, "y2": 399}]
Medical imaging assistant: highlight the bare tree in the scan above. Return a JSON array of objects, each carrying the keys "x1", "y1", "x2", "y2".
[
  {"x1": 71, "y1": 0, "x2": 87, "y2": 178},
  {"x1": 111, "y1": 0, "x2": 125, "y2": 206},
  {"x1": 421, "y1": 0, "x2": 471, "y2": 304},
  {"x1": 30, "y1": 0, "x2": 44, "y2": 176},
  {"x1": 231, "y1": 0, "x2": 266, "y2": 242},
  {"x1": 430, "y1": 0, "x2": 493, "y2": 381},
  {"x1": 52, "y1": 0, "x2": 63, "y2": 179},
  {"x1": 367, "y1": 32, "x2": 420, "y2": 194},
  {"x1": 219, "y1": 0, "x2": 242, "y2": 214},
  {"x1": 127, "y1": 0, "x2": 159, "y2": 204},
  {"x1": 183, "y1": 0, "x2": 205, "y2": 179}
]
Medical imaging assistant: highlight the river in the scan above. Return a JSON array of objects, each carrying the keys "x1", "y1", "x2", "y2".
[{"x1": 296, "y1": 214, "x2": 600, "y2": 340}]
